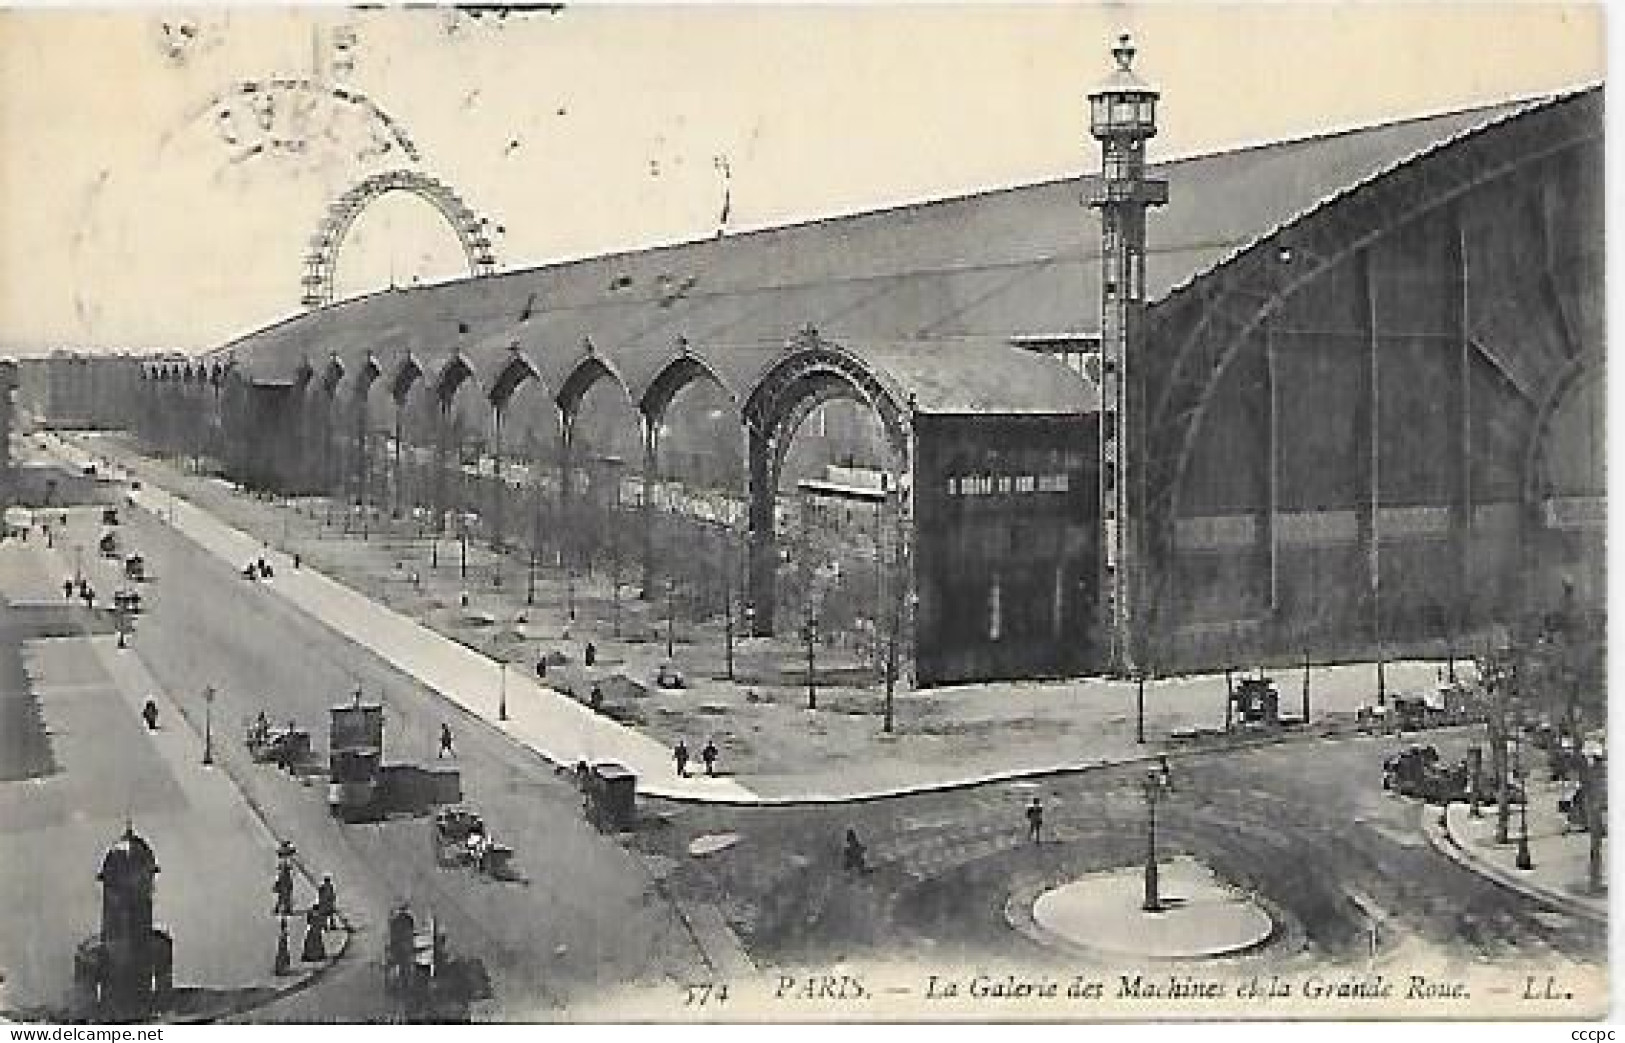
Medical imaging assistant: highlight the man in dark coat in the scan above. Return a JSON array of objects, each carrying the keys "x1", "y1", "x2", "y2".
[
  {"x1": 1026, "y1": 797, "x2": 1044, "y2": 844},
  {"x1": 315, "y1": 875, "x2": 339, "y2": 929},
  {"x1": 273, "y1": 863, "x2": 295, "y2": 916},
  {"x1": 701, "y1": 740, "x2": 719, "y2": 777}
]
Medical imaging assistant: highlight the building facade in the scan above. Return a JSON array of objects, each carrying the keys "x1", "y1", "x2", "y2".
[{"x1": 126, "y1": 84, "x2": 1603, "y2": 683}]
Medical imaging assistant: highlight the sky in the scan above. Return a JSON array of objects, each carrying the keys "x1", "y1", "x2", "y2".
[{"x1": 0, "y1": 2, "x2": 1605, "y2": 355}]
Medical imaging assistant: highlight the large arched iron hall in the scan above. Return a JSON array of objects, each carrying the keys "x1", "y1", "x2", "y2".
[{"x1": 131, "y1": 86, "x2": 1602, "y2": 683}]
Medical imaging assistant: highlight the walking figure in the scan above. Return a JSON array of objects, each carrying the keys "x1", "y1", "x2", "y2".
[
  {"x1": 674, "y1": 740, "x2": 690, "y2": 778},
  {"x1": 63, "y1": 578, "x2": 74, "y2": 600},
  {"x1": 584, "y1": 642, "x2": 597, "y2": 668},
  {"x1": 1157, "y1": 754, "x2": 1172, "y2": 791},
  {"x1": 315, "y1": 875, "x2": 340, "y2": 930},
  {"x1": 535, "y1": 657, "x2": 549, "y2": 680},
  {"x1": 141, "y1": 699, "x2": 159, "y2": 731},
  {"x1": 272, "y1": 863, "x2": 295, "y2": 916},
  {"x1": 301, "y1": 905, "x2": 328, "y2": 962},
  {"x1": 701, "y1": 739, "x2": 719, "y2": 777},
  {"x1": 589, "y1": 684, "x2": 603, "y2": 710},
  {"x1": 843, "y1": 828, "x2": 868, "y2": 874},
  {"x1": 438, "y1": 722, "x2": 455, "y2": 759},
  {"x1": 1025, "y1": 797, "x2": 1044, "y2": 844}
]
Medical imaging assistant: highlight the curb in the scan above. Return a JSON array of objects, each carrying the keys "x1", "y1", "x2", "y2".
[{"x1": 1421, "y1": 801, "x2": 1606, "y2": 926}]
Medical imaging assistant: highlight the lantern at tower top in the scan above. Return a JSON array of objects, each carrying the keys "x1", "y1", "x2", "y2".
[{"x1": 1089, "y1": 34, "x2": 1160, "y2": 142}]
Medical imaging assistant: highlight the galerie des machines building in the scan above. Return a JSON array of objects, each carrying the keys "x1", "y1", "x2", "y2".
[{"x1": 133, "y1": 41, "x2": 1603, "y2": 687}]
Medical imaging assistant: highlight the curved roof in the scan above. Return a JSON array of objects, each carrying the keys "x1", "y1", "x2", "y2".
[
  {"x1": 206, "y1": 89, "x2": 1591, "y2": 416},
  {"x1": 830, "y1": 336, "x2": 1098, "y2": 415}
]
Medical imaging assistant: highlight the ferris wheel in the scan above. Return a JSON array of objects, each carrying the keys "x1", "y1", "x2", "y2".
[{"x1": 300, "y1": 170, "x2": 499, "y2": 310}]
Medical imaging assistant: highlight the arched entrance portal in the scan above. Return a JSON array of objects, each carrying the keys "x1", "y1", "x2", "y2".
[{"x1": 741, "y1": 337, "x2": 916, "y2": 689}]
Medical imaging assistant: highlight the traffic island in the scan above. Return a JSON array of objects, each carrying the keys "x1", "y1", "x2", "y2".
[{"x1": 1012, "y1": 856, "x2": 1276, "y2": 961}]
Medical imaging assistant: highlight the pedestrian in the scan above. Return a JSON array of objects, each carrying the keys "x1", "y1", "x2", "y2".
[
  {"x1": 315, "y1": 875, "x2": 339, "y2": 930},
  {"x1": 63, "y1": 578, "x2": 75, "y2": 600},
  {"x1": 292, "y1": 553, "x2": 301, "y2": 569},
  {"x1": 272, "y1": 863, "x2": 295, "y2": 916},
  {"x1": 1025, "y1": 797, "x2": 1044, "y2": 844},
  {"x1": 674, "y1": 740, "x2": 690, "y2": 778},
  {"x1": 535, "y1": 657, "x2": 548, "y2": 680},
  {"x1": 301, "y1": 904, "x2": 328, "y2": 962},
  {"x1": 589, "y1": 684, "x2": 603, "y2": 710},
  {"x1": 701, "y1": 739, "x2": 719, "y2": 777},
  {"x1": 843, "y1": 828, "x2": 867, "y2": 873},
  {"x1": 438, "y1": 722, "x2": 455, "y2": 759},
  {"x1": 584, "y1": 641, "x2": 597, "y2": 668},
  {"x1": 141, "y1": 699, "x2": 159, "y2": 731}
]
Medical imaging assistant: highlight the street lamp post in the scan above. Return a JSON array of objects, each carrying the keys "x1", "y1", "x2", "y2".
[
  {"x1": 1142, "y1": 769, "x2": 1163, "y2": 912},
  {"x1": 722, "y1": 524, "x2": 735, "y2": 681},
  {"x1": 1135, "y1": 671, "x2": 1146, "y2": 744},
  {"x1": 498, "y1": 659, "x2": 509, "y2": 722},
  {"x1": 1302, "y1": 648, "x2": 1312, "y2": 723},
  {"x1": 1515, "y1": 736, "x2": 1535, "y2": 871},
  {"x1": 805, "y1": 616, "x2": 818, "y2": 712},
  {"x1": 665, "y1": 576, "x2": 676, "y2": 659},
  {"x1": 202, "y1": 686, "x2": 216, "y2": 766}
]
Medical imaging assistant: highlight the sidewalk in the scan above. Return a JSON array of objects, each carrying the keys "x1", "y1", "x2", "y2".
[
  {"x1": 0, "y1": 557, "x2": 345, "y2": 1019},
  {"x1": 61, "y1": 434, "x2": 1471, "y2": 804},
  {"x1": 1427, "y1": 782, "x2": 1607, "y2": 924}
]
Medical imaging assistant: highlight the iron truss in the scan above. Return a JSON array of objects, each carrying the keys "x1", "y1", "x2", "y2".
[{"x1": 1138, "y1": 93, "x2": 1601, "y2": 631}]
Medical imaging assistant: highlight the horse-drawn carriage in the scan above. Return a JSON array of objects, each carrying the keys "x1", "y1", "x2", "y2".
[
  {"x1": 246, "y1": 716, "x2": 313, "y2": 770},
  {"x1": 431, "y1": 806, "x2": 516, "y2": 879},
  {"x1": 1382, "y1": 744, "x2": 1470, "y2": 803}
]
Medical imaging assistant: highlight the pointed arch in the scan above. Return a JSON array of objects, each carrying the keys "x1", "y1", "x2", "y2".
[
  {"x1": 557, "y1": 349, "x2": 634, "y2": 417},
  {"x1": 488, "y1": 347, "x2": 547, "y2": 407}
]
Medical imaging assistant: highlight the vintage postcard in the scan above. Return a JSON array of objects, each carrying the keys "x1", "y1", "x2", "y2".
[{"x1": 0, "y1": 2, "x2": 1606, "y2": 1026}]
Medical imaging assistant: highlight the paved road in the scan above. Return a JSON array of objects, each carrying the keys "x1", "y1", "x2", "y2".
[
  {"x1": 639, "y1": 730, "x2": 1607, "y2": 975},
  {"x1": 26, "y1": 442, "x2": 1608, "y2": 1020},
  {"x1": 84, "y1": 486, "x2": 708, "y2": 1020}
]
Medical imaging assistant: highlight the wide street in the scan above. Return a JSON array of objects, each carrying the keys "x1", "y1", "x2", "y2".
[
  {"x1": 4, "y1": 441, "x2": 1606, "y2": 1021},
  {"x1": 28, "y1": 468, "x2": 708, "y2": 1021},
  {"x1": 636, "y1": 733, "x2": 1605, "y2": 974}
]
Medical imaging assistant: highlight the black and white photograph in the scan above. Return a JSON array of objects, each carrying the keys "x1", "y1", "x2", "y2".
[{"x1": 0, "y1": 2, "x2": 1607, "y2": 1025}]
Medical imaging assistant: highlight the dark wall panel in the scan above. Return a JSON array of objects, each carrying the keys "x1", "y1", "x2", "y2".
[
  {"x1": 1376, "y1": 335, "x2": 1456, "y2": 505},
  {"x1": 1180, "y1": 333, "x2": 1268, "y2": 514},
  {"x1": 1272, "y1": 331, "x2": 1365, "y2": 510}
]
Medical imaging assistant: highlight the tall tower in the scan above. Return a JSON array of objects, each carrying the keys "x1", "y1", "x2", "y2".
[{"x1": 1089, "y1": 34, "x2": 1167, "y2": 676}]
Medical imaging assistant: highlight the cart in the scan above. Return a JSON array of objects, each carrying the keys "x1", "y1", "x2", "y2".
[{"x1": 584, "y1": 761, "x2": 638, "y2": 831}]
